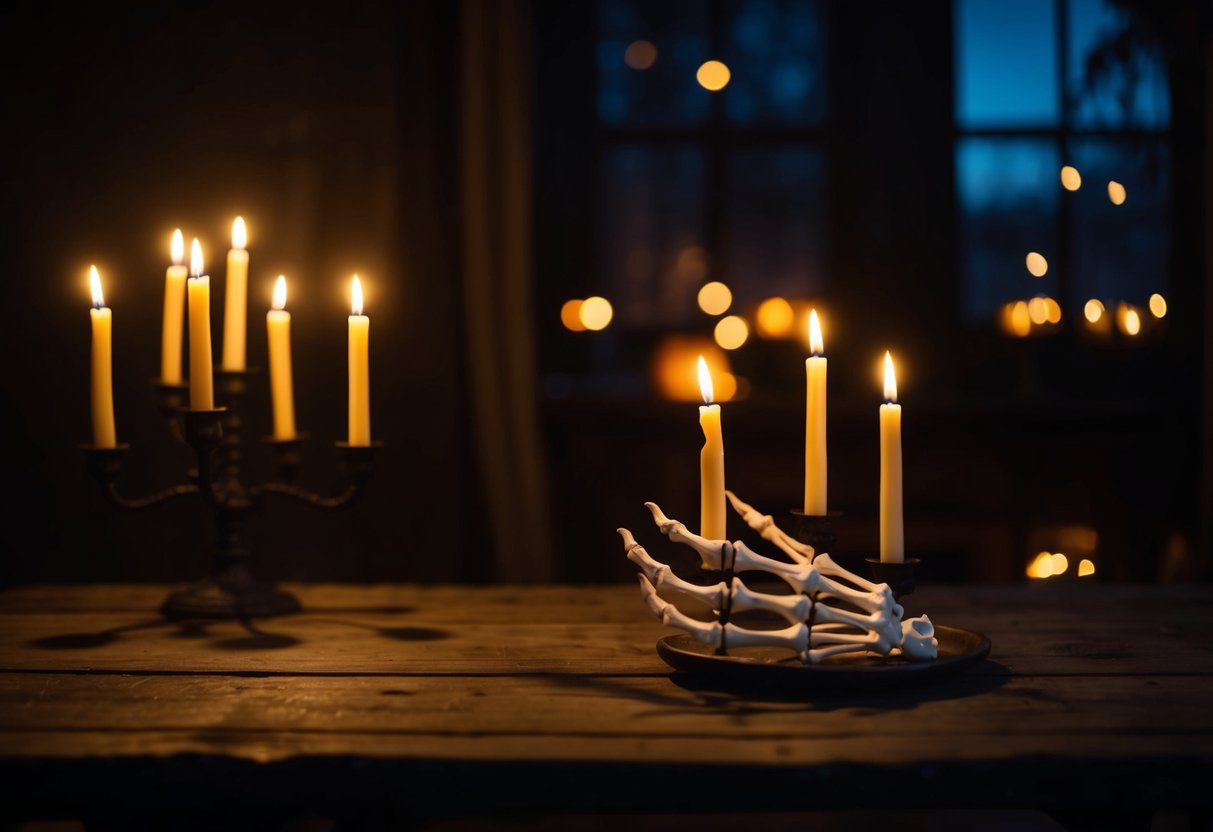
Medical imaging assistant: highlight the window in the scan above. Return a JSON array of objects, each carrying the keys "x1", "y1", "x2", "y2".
[
  {"x1": 953, "y1": 0, "x2": 1170, "y2": 328},
  {"x1": 594, "y1": 0, "x2": 829, "y2": 332}
]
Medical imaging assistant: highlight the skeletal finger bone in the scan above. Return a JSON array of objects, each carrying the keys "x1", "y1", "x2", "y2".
[{"x1": 725, "y1": 490, "x2": 814, "y2": 564}]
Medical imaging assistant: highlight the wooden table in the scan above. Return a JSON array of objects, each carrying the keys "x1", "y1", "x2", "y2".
[{"x1": 0, "y1": 583, "x2": 1210, "y2": 825}]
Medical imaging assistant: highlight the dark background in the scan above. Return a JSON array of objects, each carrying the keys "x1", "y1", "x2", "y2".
[{"x1": 0, "y1": 0, "x2": 1209, "y2": 587}]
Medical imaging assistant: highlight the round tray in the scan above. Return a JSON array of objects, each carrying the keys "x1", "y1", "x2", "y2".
[{"x1": 656, "y1": 625, "x2": 990, "y2": 689}]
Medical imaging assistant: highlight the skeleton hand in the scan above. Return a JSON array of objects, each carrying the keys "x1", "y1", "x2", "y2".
[{"x1": 618, "y1": 496, "x2": 938, "y2": 664}]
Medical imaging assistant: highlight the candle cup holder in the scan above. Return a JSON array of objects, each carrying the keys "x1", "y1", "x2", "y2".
[
  {"x1": 787, "y1": 510, "x2": 843, "y2": 553},
  {"x1": 865, "y1": 557, "x2": 921, "y2": 599},
  {"x1": 84, "y1": 372, "x2": 383, "y2": 620},
  {"x1": 151, "y1": 380, "x2": 189, "y2": 440}
]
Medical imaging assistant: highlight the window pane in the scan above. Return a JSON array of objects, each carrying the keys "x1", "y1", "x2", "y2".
[
  {"x1": 1067, "y1": 0, "x2": 1170, "y2": 128},
  {"x1": 1070, "y1": 139, "x2": 1169, "y2": 304},
  {"x1": 954, "y1": 0, "x2": 1059, "y2": 128},
  {"x1": 597, "y1": 0, "x2": 711, "y2": 126},
  {"x1": 956, "y1": 138, "x2": 1061, "y2": 323},
  {"x1": 721, "y1": 0, "x2": 826, "y2": 125},
  {"x1": 597, "y1": 145, "x2": 706, "y2": 327},
  {"x1": 723, "y1": 147, "x2": 825, "y2": 303}
]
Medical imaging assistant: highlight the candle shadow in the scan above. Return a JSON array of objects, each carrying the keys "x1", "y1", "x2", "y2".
[
  {"x1": 305, "y1": 617, "x2": 452, "y2": 642},
  {"x1": 29, "y1": 618, "x2": 193, "y2": 650}
]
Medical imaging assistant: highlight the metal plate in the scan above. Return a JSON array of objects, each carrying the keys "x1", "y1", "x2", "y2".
[{"x1": 656, "y1": 625, "x2": 991, "y2": 689}]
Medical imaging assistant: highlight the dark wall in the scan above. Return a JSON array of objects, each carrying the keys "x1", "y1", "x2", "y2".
[{"x1": 0, "y1": 1, "x2": 474, "y2": 583}]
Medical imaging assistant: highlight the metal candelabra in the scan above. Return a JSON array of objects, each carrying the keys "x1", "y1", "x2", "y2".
[{"x1": 83, "y1": 370, "x2": 381, "y2": 620}]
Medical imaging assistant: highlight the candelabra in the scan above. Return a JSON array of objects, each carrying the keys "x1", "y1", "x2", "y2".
[{"x1": 84, "y1": 370, "x2": 382, "y2": 619}]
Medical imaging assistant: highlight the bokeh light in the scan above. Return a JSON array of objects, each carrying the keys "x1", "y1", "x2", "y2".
[
  {"x1": 755, "y1": 297, "x2": 794, "y2": 338},
  {"x1": 696, "y1": 60, "x2": 731, "y2": 91},
  {"x1": 1084, "y1": 299, "x2": 1104, "y2": 323},
  {"x1": 1107, "y1": 180, "x2": 1126, "y2": 205},
  {"x1": 1028, "y1": 296, "x2": 1048, "y2": 326},
  {"x1": 579, "y1": 296, "x2": 613, "y2": 331},
  {"x1": 1078, "y1": 559, "x2": 1096, "y2": 577},
  {"x1": 624, "y1": 40, "x2": 657, "y2": 70},
  {"x1": 1043, "y1": 296, "x2": 1061, "y2": 324},
  {"x1": 1010, "y1": 300, "x2": 1031, "y2": 337},
  {"x1": 560, "y1": 299, "x2": 585, "y2": 332},
  {"x1": 1149, "y1": 293, "x2": 1167, "y2": 318},
  {"x1": 1025, "y1": 251, "x2": 1048, "y2": 277},
  {"x1": 697, "y1": 281, "x2": 732, "y2": 316},
  {"x1": 1118, "y1": 304, "x2": 1141, "y2": 336},
  {"x1": 713, "y1": 315, "x2": 749, "y2": 350},
  {"x1": 1060, "y1": 165, "x2": 1082, "y2": 191}
]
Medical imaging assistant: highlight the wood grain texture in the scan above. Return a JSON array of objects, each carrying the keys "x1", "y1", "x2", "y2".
[{"x1": 0, "y1": 583, "x2": 1210, "y2": 815}]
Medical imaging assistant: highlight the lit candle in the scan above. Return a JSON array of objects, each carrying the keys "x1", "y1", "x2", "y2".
[
  {"x1": 348, "y1": 275, "x2": 371, "y2": 446},
  {"x1": 697, "y1": 356, "x2": 726, "y2": 541},
  {"x1": 804, "y1": 309, "x2": 827, "y2": 515},
  {"x1": 187, "y1": 239, "x2": 214, "y2": 410},
  {"x1": 266, "y1": 276, "x2": 296, "y2": 440},
  {"x1": 879, "y1": 351, "x2": 904, "y2": 563},
  {"x1": 89, "y1": 266, "x2": 116, "y2": 448},
  {"x1": 160, "y1": 229, "x2": 188, "y2": 384},
  {"x1": 221, "y1": 216, "x2": 248, "y2": 371}
]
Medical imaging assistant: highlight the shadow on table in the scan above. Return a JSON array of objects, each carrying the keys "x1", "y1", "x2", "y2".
[
  {"x1": 545, "y1": 659, "x2": 1011, "y2": 715},
  {"x1": 26, "y1": 612, "x2": 450, "y2": 653}
]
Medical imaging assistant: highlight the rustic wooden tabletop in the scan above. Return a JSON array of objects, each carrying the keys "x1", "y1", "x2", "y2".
[{"x1": 0, "y1": 583, "x2": 1210, "y2": 824}]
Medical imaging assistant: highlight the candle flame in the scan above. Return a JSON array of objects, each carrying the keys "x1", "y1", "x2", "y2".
[
  {"x1": 272, "y1": 275, "x2": 287, "y2": 311},
  {"x1": 697, "y1": 355, "x2": 714, "y2": 404},
  {"x1": 351, "y1": 275, "x2": 364, "y2": 316},
  {"x1": 89, "y1": 265, "x2": 104, "y2": 308},
  {"x1": 232, "y1": 216, "x2": 247, "y2": 250},
  {"x1": 190, "y1": 239, "x2": 204, "y2": 277},
  {"x1": 883, "y1": 351, "x2": 897, "y2": 403},
  {"x1": 808, "y1": 308, "x2": 823, "y2": 356},
  {"x1": 171, "y1": 229, "x2": 184, "y2": 265}
]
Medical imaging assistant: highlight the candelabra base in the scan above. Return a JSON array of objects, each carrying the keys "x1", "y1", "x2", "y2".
[
  {"x1": 788, "y1": 510, "x2": 843, "y2": 553},
  {"x1": 160, "y1": 579, "x2": 300, "y2": 620}
]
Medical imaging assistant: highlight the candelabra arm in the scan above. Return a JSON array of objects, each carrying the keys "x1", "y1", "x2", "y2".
[
  {"x1": 255, "y1": 440, "x2": 382, "y2": 511},
  {"x1": 256, "y1": 481, "x2": 363, "y2": 510},
  {"x1": 85, "y1": 444, "x2": 201, "y2": 510},
  {"x1": 104, "y1": 482, "x2": 200, "y2": 511}
]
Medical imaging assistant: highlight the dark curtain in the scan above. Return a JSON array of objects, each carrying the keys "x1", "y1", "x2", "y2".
[{"x1": 458, "y1": 0, "x2": 554, "y2": 580}]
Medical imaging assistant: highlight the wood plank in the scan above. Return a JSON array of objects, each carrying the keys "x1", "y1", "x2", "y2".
[
  {"x1": 0, "y1": 584, "x2": 1210, "y2": 676},
  {"x1": 0, "y1": 674, "x2": 1208, "y2": 746}
]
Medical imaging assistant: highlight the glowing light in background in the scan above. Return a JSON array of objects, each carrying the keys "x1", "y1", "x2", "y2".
[
  {"x1": 697, "y1": 281, "x2": 732, "y2": 316},
  {"x1": 624, "y1": 40, "x2": 657, "y2": 70},
  {"x1": 1028, "y1": 296, "x2": 1048, "y2": 325},
  {"x1": 1010, "y1": 300, "x2": 1031, "y2": 337},
  {"x1": 1078, "y1": 559, "x2": 1096, "y2": 577},
  {"x1": 1084, "y1": 299, "x2": 1104, "y2": 323},
  {"x1": 1043, "y1": 296, "x2": 1061, "y2": 324},
  {"x1": 1149, "y1": 293, "x2": 1167, "y2": 318},
  {"x1": 755, "y1": 297, "x2": 794, "y2": 338},
  {"x1": 560, "y1": 299, "x2": 586, "y2": 332},
  {"x1": 1025, "y1": 251, "x2": 1048, "y2": 277},
  {"x1": 1107, "y1": 180, "x2": 1126, "y2": 205},
  {"x1": 714, "y1": 315, "x2": 749, "y2": 350},
  {"x1": 696, "y1": 60, "x2": 731, "y2": 91},
  {"x1": 579, "y1": 296, "x2": 613, "y2": 331},
  {"x1": 1118, "y1": 304, "x2": 1141, "y2": 336},
  {"x1": 651, "y1": 336, "x2": 737, "y2": 402},
  {"x1": 1026, "y1": 551, "x2": 1070, "y2": 579},
  {"x1": 1060, "y1": 165, "x2": 1082, "y2": 191}
]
